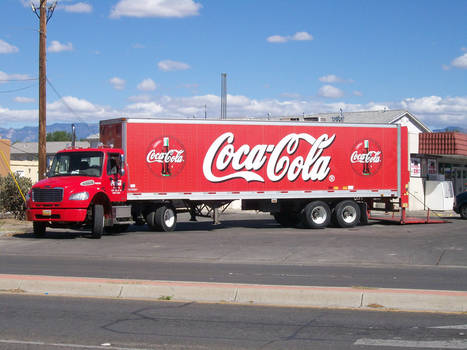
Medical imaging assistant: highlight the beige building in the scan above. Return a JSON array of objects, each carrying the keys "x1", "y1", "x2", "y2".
[
  {"x1": 0, "y1": 139, "x2": 11, "y2": 177},
  {"x1": 10, "y1": 160, "x2": 39, "y2": 183}
]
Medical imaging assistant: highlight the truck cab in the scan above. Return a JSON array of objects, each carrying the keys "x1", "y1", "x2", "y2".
[{"x1": 26, "y1": 146, "x2": 130, "y2": 238}]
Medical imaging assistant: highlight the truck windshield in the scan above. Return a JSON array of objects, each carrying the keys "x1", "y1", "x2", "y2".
[{"x1": 48, "y1": 151, "x2": 103, "y2": 177}]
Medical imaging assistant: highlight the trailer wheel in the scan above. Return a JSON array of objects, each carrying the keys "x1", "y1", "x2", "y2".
[
  {"x1": 33, "y1": 222, "x2": 46, "y2": 237},
  {"x1": 155, "y1": 205, "x2": 177, "y2": 232},
  {"x1": 145, "y1": 210, "x2": 160, "y2": 231},
  {"x1": 302, "y1": 201, "x2": 331, "y2": 229},
  {"x1": 91, "y1": 204, "x2": 104, "y2": 239},
  {"x1": 333, "y1": 200, "x2": 361, "y2": 228}
]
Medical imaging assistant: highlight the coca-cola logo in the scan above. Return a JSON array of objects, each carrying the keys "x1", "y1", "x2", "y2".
[
  {"x1": 146, "y1": 136, "x2": 185, "y2": 177},
  {"x1": 350, "y1": 139, "x2": 382, "y2": 176},
  {"x1": 203, "y1": 132, "x2": 336, "y2": 183}
]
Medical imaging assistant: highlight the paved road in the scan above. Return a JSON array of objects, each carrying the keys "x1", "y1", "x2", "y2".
[
  {"x1": 1, "y1": 213, "x2": 466, "y2": 291},
  {"x1": 2, "y1": 254, "x2": 467, "y2": 291},
  {"x1": 1, "y1": 294, "x2": 467, "y2": 350}
]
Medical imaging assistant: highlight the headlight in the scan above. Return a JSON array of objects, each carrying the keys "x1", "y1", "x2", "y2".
[{"x1": 69, "y1": 191, "x2": 89, "y2": 201}]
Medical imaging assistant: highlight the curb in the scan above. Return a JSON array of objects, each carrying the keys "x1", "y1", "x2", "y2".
[{"x1": 1, "y1": 274, "x2": 466, "y2": 313}]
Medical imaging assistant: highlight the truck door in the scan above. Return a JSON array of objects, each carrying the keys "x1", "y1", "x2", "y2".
[{"x1": 104, "y1": 152, "x2": 127, "y2": 203}]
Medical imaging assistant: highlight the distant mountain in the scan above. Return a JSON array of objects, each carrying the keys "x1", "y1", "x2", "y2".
[
  {"x1": 433, "y1": 126, "x2": 466, "y2": 133},
  {"x1": 0, "y1": 123, "x2": 99, "y2": 143}
]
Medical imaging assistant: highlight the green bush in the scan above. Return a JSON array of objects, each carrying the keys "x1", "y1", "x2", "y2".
[{"x1": 0, "y1": 174, "x2": 32, "y2": 220}]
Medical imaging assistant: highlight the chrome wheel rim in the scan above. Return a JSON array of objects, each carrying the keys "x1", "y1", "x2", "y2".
[
  {"x1": 311, "y1": 207, "x2": 327, "y2": 224},
  {"x1": 164, "y1": 209, "x2": 175, "y2": 227},
  {"x1": 342, "y1": 206, "x2": 357, "y2": 223}
]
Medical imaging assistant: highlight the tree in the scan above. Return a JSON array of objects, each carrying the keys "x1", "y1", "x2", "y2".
[
  {"x1": 0, "y1": 174, "x2": 32, "y2": 220},
  {"x1": 46, "y1": 130, "x2": 72, "y2": 141}
]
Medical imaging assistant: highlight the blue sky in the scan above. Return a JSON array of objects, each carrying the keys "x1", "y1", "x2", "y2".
[{"x1": 0, "y1": 0, "x2": 466, "y2": 131}]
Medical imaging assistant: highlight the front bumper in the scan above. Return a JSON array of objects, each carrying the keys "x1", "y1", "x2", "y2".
[{"x1": 26, "y1": 208, "x2": 88, "y2": 222}]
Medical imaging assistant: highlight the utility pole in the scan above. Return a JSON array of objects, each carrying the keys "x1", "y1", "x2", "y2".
[
  {"x1": 32, "y1": 0, "x2": 57, "y2": 180},
  {"x1": 221, "y1": 73, "x2": 227, "y2": 120}
]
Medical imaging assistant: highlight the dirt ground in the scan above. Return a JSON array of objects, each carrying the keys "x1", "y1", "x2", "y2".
[{"x1": 0, "y1": 218, "x2": 32, "y2": 237}]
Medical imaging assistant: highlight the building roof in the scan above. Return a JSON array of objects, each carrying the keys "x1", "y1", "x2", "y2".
[
  {"x1": 10, "y1": 141, "x2": 90, "y2": 156},
  {"x1": 285, "y1": 109, "x2": 432, "y2": 133},
  {"x1": 86, "y1": 133, "x2": 99, "y2": 140}
]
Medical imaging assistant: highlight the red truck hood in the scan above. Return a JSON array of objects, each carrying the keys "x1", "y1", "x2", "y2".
[{"x1": 33, "y1": 176, "x2": 99, "y2": 190}]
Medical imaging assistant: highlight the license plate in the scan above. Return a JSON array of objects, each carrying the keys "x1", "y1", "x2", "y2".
[{"x1": 42, "y1": 210, "x2": 52, "y2": 216}]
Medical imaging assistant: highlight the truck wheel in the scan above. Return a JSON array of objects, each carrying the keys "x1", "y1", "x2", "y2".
[
  {"x1": 460, "y1": 204, "x2": 467, "y2": 220},
  {"x1": 302, "y1": 201, "x2": 331, "y2": 229},
  {"x1": 33, "y1": 222, "x2": 46, "y2": 237},
  {"x1": 91, "y1": 204, "x2": 104, "y2": 239},
  {"x1": 333, "y1": 200, "x2": 361, "y2": 228},
  {"x1": 145, "y1": 210, "x2": 161, "y2": 231},
  {"x1": 155, "y1": 205, "x2": 177, "y2": 232}
]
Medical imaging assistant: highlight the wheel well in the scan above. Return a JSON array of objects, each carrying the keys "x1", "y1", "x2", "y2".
[{"x1": 90, "y1": 192, "x2": 112, "y2": 217}]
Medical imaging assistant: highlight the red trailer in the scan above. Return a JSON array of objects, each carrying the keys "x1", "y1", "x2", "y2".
[{"x1": 26, "y1": 118, "x2": 410, "y2": 238}]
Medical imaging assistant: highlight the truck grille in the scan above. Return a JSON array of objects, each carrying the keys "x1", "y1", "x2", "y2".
[{"x1": 32, "y1": 188, "x2": 63, "y2": 203}]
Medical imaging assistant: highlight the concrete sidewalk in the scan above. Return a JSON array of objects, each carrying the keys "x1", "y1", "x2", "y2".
[{"x1": 1, "y1": 273, "x2": 466, "y2": 313}]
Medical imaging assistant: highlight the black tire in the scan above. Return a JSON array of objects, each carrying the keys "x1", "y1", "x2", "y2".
[
  {"x1": 145, "y1": 209, "x2": 161, "y2": 231},
  {"x1": 91, "y1": 204, "x2": 104, "y2": 239},
  {"x1": 155, "y1": 205, "x2": 177, "y2": 232},
  {"x1": 302, "y1": 201, "x2": 331, "y2": 229},
  {"x1": 273, "y1": 212, "x2": 299, "y2": 227},
  {"x1": 33, "y1": 222, "x2": 46, "y2": 237},
  {"x1": 333, "y1": 200, "x2": 361, "y2": 228},
  {"x1": 460, "y1": 204, "x2": 467, "y2": 220}
]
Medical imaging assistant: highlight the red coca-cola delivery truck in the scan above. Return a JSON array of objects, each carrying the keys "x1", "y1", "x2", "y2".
[{"x1": 26, "y1": 118, "x2": 409, "y2": 238}]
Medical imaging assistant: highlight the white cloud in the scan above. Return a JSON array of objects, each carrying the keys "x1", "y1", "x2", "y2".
[
  {"x1": 109, "y1": 77, "x2": 126, "y2": 90},
  {"x1": 0, "y1": 71, "x2": 31, "y2": 84},
  {"x1": 397, "y1": 95, "x2": 467, "y2": 129},
  {"x1": 63, "y1": 2, "x2": 92, "y2": 13},
  {"x1": 318, "y1": 85, "x2": 344, "y2": 98},
  {"x1": 319, "y1": 74, "x2": 353, "y2": 84},
  {"x1": 48, "y1": 40, "x2": 73, "y2": 53},
  {"x1": 110, "y1": 0, "x2": 202, "y2": 18},
  {"x1": 48, "y1": 96, "x2": 98, "y2": 113},
  {"x1": 1, "y1": 91, "x2": 465, "y2": 131},
  {"x1": 125, "y1": 102, "x2": 164, "y2": 115},
  {"x1": 266, "y1": 35, "x2": 288, "y2": 43},
  {"x1": 451, "y1": 52, "x2": 467, "y2": 69},
  {"x1": 267, "y1": 31, "x2": 313, "y2": 43},
  {"x1": 14, "y1": 96, "x2": 35, "y2": 103},
  {"x1": 137, "y1": 78, "x2": 157, "y2": 91},
  {"x1": 353, "y1": 90, "x2": 363, "y2": 97},
  {"x1": 292, "y1": 32, "x2": 313, "y2": 41},
  {"x1": 0, "y1": 39, "x2": 19, "y2": 54},
  {"x1": 158, "y1": 60, "x2": 190, "y2": 72}
]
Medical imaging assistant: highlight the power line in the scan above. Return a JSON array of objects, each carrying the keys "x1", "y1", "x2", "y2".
[
  {"x1": 0, "y1": 78, "x2": 38, "y2": 82},
  {"x1": 0, "y1": 84, "x2": 36, "y2": 94},
  {"x1": 46, "y1": 77, "x2": 95, "y2": 136}
]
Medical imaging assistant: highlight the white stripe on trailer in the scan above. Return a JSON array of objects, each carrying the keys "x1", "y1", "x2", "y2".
[{"x1": 127, "y1": 189, "x2": 398, "y2": 201}]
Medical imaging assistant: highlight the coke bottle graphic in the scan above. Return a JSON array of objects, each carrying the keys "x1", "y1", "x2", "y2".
[
  {"x1": 162, "y1": 137, "x2": 171, "y2": 176},
  {"x1": 362, "y1": 139, "x2": 370, "y2": 175}
]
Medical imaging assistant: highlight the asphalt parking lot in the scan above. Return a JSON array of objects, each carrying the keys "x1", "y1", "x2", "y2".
[{"x1": 0, "y1": 212, "x2": 466, "y2": 268}]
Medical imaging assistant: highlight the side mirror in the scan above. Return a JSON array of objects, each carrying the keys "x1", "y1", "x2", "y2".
[{"x1": 119, "y1": 154, "x2": 125, "y2": 176}]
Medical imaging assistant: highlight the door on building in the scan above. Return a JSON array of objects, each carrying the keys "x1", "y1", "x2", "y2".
[{"x1": 452, "y1": 167, "x2": 467, "y2": 195}]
